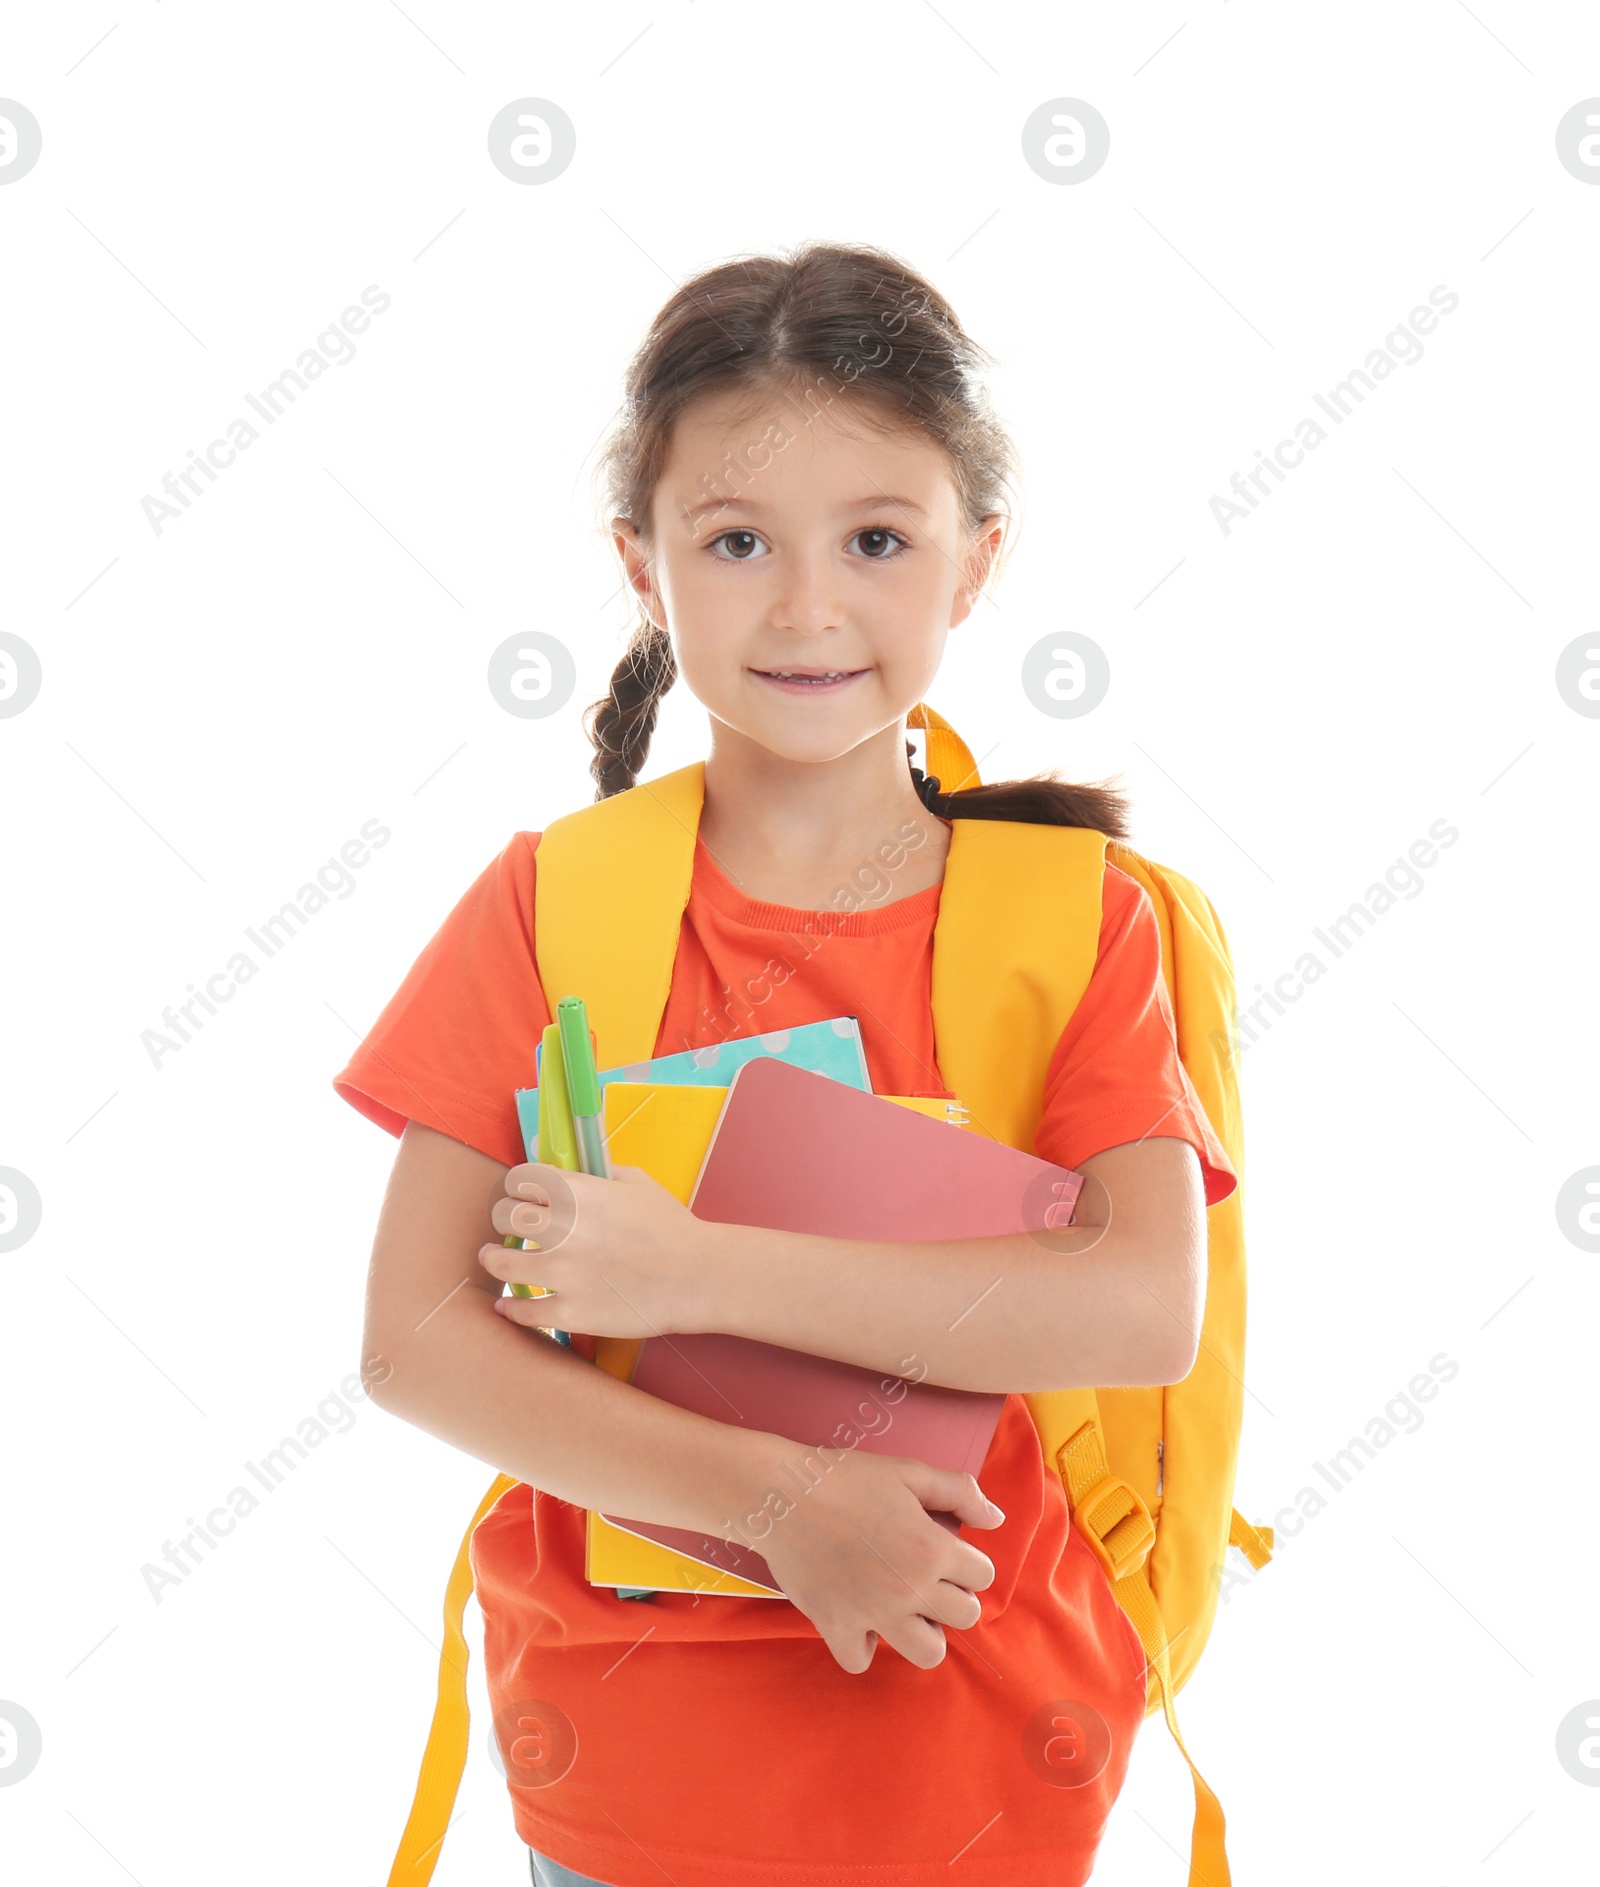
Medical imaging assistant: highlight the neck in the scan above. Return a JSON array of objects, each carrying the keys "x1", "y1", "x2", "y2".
[{"x1": 697, "y1": 720, "x2": 950, "y2": 908}]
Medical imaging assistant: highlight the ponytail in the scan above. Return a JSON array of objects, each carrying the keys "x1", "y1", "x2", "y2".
[{"x1": 906, "y1": 741, "x2": 1132, "y2": 840}]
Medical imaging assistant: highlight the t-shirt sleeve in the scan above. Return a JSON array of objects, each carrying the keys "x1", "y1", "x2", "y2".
[
  {"x1": 331, "y1": 831, "x2": 551, "y2": 1169},
  {"x1": 1034, "y1": 863, "x2": 1238, "y2": 1209}
]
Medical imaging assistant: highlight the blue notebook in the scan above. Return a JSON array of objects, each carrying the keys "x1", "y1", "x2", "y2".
[{"x1": 515, "y1": 1014, "x2": 871, "y2": 1155}]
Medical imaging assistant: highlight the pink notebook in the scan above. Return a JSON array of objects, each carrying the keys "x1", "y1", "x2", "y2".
[{"x1": 598, "y1": 1058, "x2": 1085, "y2": 1594}]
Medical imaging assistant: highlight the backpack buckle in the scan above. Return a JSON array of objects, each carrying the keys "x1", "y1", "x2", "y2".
[{"x1": 1072, "y1": 1471, "x2": 1156, "y2": 1585}]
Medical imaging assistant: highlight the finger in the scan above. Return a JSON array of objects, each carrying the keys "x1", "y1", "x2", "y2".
[
  {"x1": 900, "y1": 1460, "x2": 1006, "y2": 1531},
  {"x1": 477, "y1": 1239, "x2": 518, "y2": 1277},
  {"x1": 880, "y1": 1613, "x2": 948, "y2": 1671},
  {"x1": 508, "y1": 1160, "x2": 589, "y2": 1204},
  {"x1": 820, "y1": 1625, "x2": 877, "y2": 1676},
  {"x1": 504, "y1": 1162, "x2": 555, "y2": 1200},
  {"x1": 489, "y1": 1196, "x2": 552, "y2": 1240},
  {"x1": 477, "y1": 1241, "x2": 563, "y2": 1289},
  {"x1": 944, "y1": 1541, "x2": 997, "y2": 1593},
  {"x1": 505, "y1": 1166, "x2": 581, "y2": 1248},
  {"x1": 881, "y1": 1545, "x2": 985, "y2": 1631},
  {"x1": 923, "y1": 1577, "x2": 985, "y2": 1631},
  {"x1": 492, "y1": 1293, "x2": 550, "y2": 1327}
]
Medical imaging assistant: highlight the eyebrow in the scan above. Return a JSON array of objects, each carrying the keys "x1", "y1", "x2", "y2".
[{"x1": 681, "y1": 493, "x2": 928, "y2": 523}]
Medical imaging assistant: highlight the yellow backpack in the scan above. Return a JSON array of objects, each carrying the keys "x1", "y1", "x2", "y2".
[{"x1": 385, "y1": 705, "x2": 1273, "y2": 1886}]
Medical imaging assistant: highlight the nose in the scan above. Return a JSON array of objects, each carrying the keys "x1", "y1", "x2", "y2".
[{"x1": 768, "y1": 542, "x2": 846, "y2": 636}]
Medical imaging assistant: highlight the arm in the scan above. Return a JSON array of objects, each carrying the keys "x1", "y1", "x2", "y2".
[
  {"x1": 361, "y1": 1119, "x2": 786, "y2": 1535},
  {"x1": 363, "y1": 1121, "x2": 1006, "y2": 1681},
  {"x1": 704, "y1": 1135, "x2": 1209, "y2": 1394},
  {"x1": 487, "y1": 1133, "x2": 1208, "y2": 1396}
]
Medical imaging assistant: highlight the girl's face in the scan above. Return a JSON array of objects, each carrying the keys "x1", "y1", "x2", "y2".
[{"x1": 614, "y1": 385, "x2": 1000, "y2": 768}]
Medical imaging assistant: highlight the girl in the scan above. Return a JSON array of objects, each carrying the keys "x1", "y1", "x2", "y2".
[{"x1": 335, "y1": 241, "x2": 1237, "y2": 1887}]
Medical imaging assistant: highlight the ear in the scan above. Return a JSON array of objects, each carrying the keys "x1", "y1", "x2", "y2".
[
  {"x1": 612, "y1": 517, "x2": 664, "y2": 628},
  {"x1": 951, "y1": 513, "x2": 1006, "y2": 627}
]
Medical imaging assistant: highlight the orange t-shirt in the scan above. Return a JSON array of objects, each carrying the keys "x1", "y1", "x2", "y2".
[{"x1": 333, "y1": 825, "x2": 1237, "y2": 1887}]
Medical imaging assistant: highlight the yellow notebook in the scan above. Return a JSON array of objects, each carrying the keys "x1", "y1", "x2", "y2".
[
  {"x1": 584, "y1": 1080, "x2": 968, "y2": 1596},
  {"x1": 585, "y1": 1083, "x2": 775, "y2": 1596}
]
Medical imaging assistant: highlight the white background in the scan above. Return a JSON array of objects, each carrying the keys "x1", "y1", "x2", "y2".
[{"x1": 2, "y1": 4, "x2": 1597, "y2": 1882}]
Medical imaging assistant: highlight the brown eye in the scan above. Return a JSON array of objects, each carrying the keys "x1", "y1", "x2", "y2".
[
  {"x1": 709, "y1": 530, "x2": 765, "y2": 561},
  {"x1": 852, "y1": 528, "x2": 909, "y2": 561}
]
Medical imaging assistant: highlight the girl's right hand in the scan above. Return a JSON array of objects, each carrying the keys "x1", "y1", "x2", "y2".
[{"x1": 747, "y1": 1440, "x2": 1004, "y2": 1673}]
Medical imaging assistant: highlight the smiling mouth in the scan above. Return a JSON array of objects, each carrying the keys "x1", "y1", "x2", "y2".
[{"x1": 750, "y1": 667, "x2": 869, "y2": 685}]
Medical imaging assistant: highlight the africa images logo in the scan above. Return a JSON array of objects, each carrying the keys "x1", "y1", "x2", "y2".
[{"x1": 1209, "y1": 286, "x2": 1460, "y2": 535}]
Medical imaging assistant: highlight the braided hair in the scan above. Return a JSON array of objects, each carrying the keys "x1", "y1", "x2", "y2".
[{"x1": 580, "y1": 622, "x2": 676, "y2": 802}]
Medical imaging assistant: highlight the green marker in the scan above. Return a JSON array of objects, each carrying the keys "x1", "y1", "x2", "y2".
[
  {"x1": 552, "y1": 998, "x2": 652, "y2": 1603},
  {"x1": 557, "y1": 995, "x2": 613, "y2": 1180},
  {"x1": 503, "y1": 1017, "x2": 583, "y2": 1346},
  {"x1": 535, "y1": 1019, "x2": 581, "y2": 1175}
]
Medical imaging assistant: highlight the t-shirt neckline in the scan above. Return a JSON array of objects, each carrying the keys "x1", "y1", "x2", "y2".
[{"x1": 692, "y1": 833, "x2": 944, "y2": 936}]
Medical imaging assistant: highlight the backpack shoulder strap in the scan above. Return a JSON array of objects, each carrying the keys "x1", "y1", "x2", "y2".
[
  {"x1": 534, "y1": 762, "x2": 706, "y2": 1067},
  {"x1": 930, "y1": 816, "x2": 1105, "y2": 1150},
  {"x1": 385, "y1": 1473, "x2": 518, "y2": 1885}
]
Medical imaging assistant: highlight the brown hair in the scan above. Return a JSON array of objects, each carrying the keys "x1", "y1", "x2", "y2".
[{"x1": 581, "y1": 240, "x2": 1131, "y2": 841}]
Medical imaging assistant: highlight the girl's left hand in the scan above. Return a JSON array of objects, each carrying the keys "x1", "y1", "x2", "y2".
[{"x1": 478, "y1": 1161, "x2": 719, "y2": 1339}]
